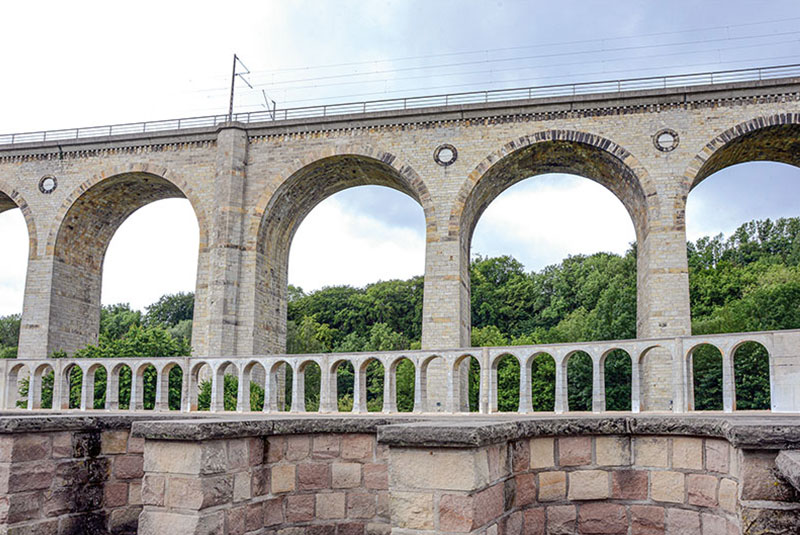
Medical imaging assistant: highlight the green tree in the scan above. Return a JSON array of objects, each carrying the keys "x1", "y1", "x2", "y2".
[{"x1": 144, "y1": 292, "x2": 194, "y2": 327}]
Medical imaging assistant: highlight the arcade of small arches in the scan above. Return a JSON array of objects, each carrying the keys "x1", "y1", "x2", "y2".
[{"x1": 1, "y1": 331, "x2": 777, "y2": 415}]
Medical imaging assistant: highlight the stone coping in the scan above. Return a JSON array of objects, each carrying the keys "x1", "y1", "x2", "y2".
[
  {"x1": 376, "y1": 414, "x2": 800, "y2": 449},
  {"x1": 0, "y1": 412, "x2": 207, "y2": 433},
  {"x1": 3, "y1": 413, "x2": 800, "y2": 450}
]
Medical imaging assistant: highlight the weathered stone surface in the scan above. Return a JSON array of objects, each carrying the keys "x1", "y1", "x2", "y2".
[
  {"x1": 286, "y1": 494, "x2": 315, "y2": 523},
  {"x1": 567, "y1": 470, "x2": 609, "y2": 500},
  {"x1": 547, "y1": 505, "x2": 576, "y2": 534},
  {"x1": 741, "y1": 506, "x2": 800, "y2": 534},
  {"x1": 332, "y1": 463, "x2": 362, "y2": 489},
  {"x1": 390, "y1": 491, "x2": 433, "y2": 530},
  {"x1": 271, "y1": 464, "x2": 296, "y2": 494},
  {"x1": 596, "y1": 436, "x2": 630, "y2": 466},
  {"x1": 530, "y1": 438, "x2": 555, "y2": 469},
  {"x1": 538, "y1": 471, "x2": 566, "y2": 501},
  {"x1": 630, "y1": 505, "x2": 665, "y2": 535},
  {"x1": 558, "y1": 437, "x2": 591, "y2": 466},
  {"x1": 101, "y1": 430, "x2": 129, "y2": 455},
  {"x1": 297, "y1": 463, "x2": 330, "y2": 490},
  {"x1": 390, "y1": 447, "x2": 488, "y2": 491},
  {"x1": 666, "y1": 509, "x2": 700, "y2": 534},
  {"x1": 635, "y1": 437, "x2": 669, "y2": 468},
  {"x1": 672, "y1": 437, "x2": 703, "y2": 470},
  {"x1": 347, "y1": 492, "x2": 377, "y2": 519},
  {"x1": 316, "y1": 492, "x2": 346, "y2": 519},
  {"x1": 578, "y1": 503, "x2": 627, "y2": 534},
  {"x1": 651, "y1": 471, "x2": 684, "y2": 503},
  {"x1": 611, "y1": 470, "x2": 648, "y2": 500},
  {"x1": 687, "y1": 474, "x2": 718, "y2": 507},
  {"x1": 705, "y1": 439, "x2": 730, "y2": 474}
]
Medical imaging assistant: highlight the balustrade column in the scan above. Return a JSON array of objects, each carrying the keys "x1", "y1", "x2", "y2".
[
  {"x1": 181, "y1": 369, "x2": 191, "y2": 412},
  {"x1": 291, "y1": 366, "x2": 304, "y2": 413},
  {"x1": 352, "y1": 365, "x2": 365, "y2": 414},
  {"x1": 479, "y1": 348, "x2": 490, "y2": 414},
  {"x1": 154, "y1": 370, "x2": 166, "y2": 411},
  {"x1": 554, "y1": 358, "x2": 567, "y2": 414},
  {"x1": 722, "y1": 350, "x2": 735, "y2": 413},
  {"x1": 107, "y1": 369, "x2": 119, "y2": 410},
  {"x1": 79, "y1": 372, "x2": 90, "y2": 411},
  {"x1": 209, "y1": 372, "x2": 221, "y2": 412},
  {"x1": 445, "y1": 362, "x2": 457, "y2": 413},
  {"x1": 263, "y1": 370, "x2": 274, "y2": 413},
  {"x1": 236, "y1": 369, "x2": 247, "y2": 412},
  {"x1": 53, "y1": 366, "x2": 66, "y2": 410},
  {"x1": 413, "y1": 362, "x2": 425, "y2": 413},
  {"x1": 592, "y1": 355, "x2": 605, "y2": 413},
  {"x1": 382, "y1": 364, "x2": 395, "y2": 413},
  {"x1": 631, "y1": 359, "x2": 641, "y2": 413},
  {"x1": 27, "y1": 370, "x2": 37, "y2": 410},
  {"x1": 518, "y1": 357, "x2": 531, "y2": 414},
  {"x1": 319, "y1": 366, "x2": 334, "y2": 413}
]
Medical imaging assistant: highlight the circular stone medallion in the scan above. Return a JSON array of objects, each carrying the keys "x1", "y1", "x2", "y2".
[
  {"x1": 38, "y1": 175, "x2": 57, "y2": 194},
  {"x1": 434, "y1": 144, "x2": 458, "y2": 166},
  {"x1": 653, "y1": 129, "x2": 679, "y2": 152}
]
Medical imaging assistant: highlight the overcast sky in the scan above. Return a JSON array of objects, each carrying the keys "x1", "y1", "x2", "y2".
[{"x1": 1, "y1": 0, "x2": 800, "y2": 314}]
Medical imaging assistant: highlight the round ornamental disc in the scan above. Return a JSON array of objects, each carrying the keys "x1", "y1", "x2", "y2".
[
  {"x1": 434, "y1": 144, "x2": 458, "y2": 166},
  {"x1": 653, "y1": 129, "x2": 679, "y2": 152},
  {"x1": 39, "y1": 175, "x2": 57, "y2": 194}
]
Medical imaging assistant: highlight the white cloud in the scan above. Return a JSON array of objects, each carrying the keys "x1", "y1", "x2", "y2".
[
  {"x1": 288, "y1": 196, "x2": 425, "y2": 291},
  {"x1": 101, "y1": 200, "x2": 199, "y2": 311},
  {"x1": 472, "y1": 176, "x2": 636, "y2": 271},
  {"x1": 0, "y1": 210, "x2": 28, "y2": 316}
]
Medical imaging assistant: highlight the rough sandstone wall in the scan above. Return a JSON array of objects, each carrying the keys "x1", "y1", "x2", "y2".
[
  {"x1": 0, "y1": 427, "x2": 145, "y2": 534},
  {"x1": 139, "y1": 432, "x2": 390, "y2": 535}
]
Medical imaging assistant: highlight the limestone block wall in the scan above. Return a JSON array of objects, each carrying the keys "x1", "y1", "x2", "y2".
[
  {"x1": 0, "y1": 424, "x2": 145, "y2": 535},
  {"x1": 3, "y1": 76, "x2": 800, "y2": 412}
]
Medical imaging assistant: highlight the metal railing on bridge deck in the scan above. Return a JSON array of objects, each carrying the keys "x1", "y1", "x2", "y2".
[
  {"x1": 2, "y1": 64, "x2": 800, "y2": 146},
  {"x1": 2, "y1": 329, "x2": 799, "y2": 416}
]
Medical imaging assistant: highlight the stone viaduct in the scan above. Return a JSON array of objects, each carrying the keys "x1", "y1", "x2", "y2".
[{"x1": 2, "y1": 68, "x2": 800, "y2": 415}]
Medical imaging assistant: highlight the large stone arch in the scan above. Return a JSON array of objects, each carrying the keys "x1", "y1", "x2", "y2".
[
  {"x1": 0, "y1": 179, "x2": 38, "y2": 259},
  {"x1": 684, "y1": 113, "x2": 800, "y2": 190},
  {"x1": 244, "y1": 146, "x2": 433, "y2": 356},
  {"x1": 451, "y1": 129, "x2": 651, "y2": 252},
  {"x1": 40, "y1": 165, "x2": 208, "y2": 356}
]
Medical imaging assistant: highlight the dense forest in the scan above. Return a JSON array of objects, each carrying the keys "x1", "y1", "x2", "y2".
[{"x1": 1, "y1": 216, "x2": 798, "y2": 412}]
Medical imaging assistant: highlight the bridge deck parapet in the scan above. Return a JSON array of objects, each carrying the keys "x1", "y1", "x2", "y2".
[{"x1": 3, "y1": 328, "x2": 798, "y2": 415}]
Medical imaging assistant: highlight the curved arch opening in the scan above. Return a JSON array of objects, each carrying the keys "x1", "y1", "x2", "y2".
[
  {"x1": 733, "y1": 341, "x2": 771, "y2": 410},
  {"x1": 213, "y1": 362, "x2": 238, "y2": 412},
  {"x1": 333, "y1": 360, "x2": 355, "y2": 412},
  {"x1": 465, "y1": 137, "x2": 642, "y2": 413},
  {"x1": 162, "y1": 363, "x2": 183, "y2": 411},
  {"x1": 7, "y1": 363, "x2": 30, "y2": 409},
  {"x1": 0, "y1": 191, "x2": 31, "y2": 359},
  {"x1": 689, "y1": 344, "x2": 723, "y2": 411},
  {"x1": 687, "y1": 122, "x2": 800, "y2": 414},
  {"x1": 110, "y1": 363, "x2": 132, "y2": 410},
  {"x1": 530, "y1": 353, "x2": 556, "y2": 412},
  {"x1": 49, "y1": 172, "x2": 201, "y2": 356},
  {"x1": 256, "y1": 154, "x2": 430, "y2": 357},
  {"x1": 491, "y1": 354, "x2": 520, "y2": 412},
  {"x1": 455, "y1": 354, "x2": 480, "y2": 412},
  {"x1": 32, "y1": 364, "x2": 55, "y2": 409},
  {"x1": 361, "y1": 358, "x2": 385, "y2": 413},
  {"x1": 389, "y1": 357, "x2": 415, "y2": 413},
  {"x1": 566, "y1": 351, "x2": 593, "y2": 412},
  {"x1": 243, "y1": 361, "x2": 267, "y2": 412},
  {"x1": 192, "y1": 362, "x2": 213, "y2": 411},
  {"x1": 298, "y1": 360, "x2": 321, "y2": 412},
  {"x1": 603, "y1": 349, "x2": 632, "y2": 411}
]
